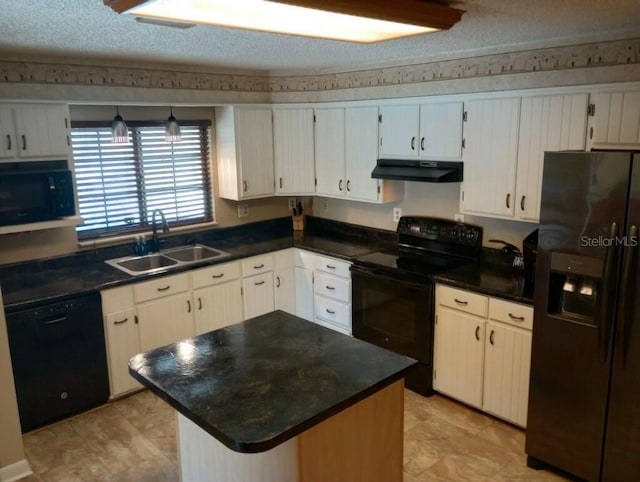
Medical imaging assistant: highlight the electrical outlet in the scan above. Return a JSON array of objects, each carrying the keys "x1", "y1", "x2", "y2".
[
  {"x1": 237, "y1": 204, "x2": 249, "y2": 218},
  {"x1": 288, "y1": 198, "x2": 296, "y2": 210},
  {"x1": 393, "y1": 207, "x2": 402, "y2": 222},
  {"x1": 454, "y1": 213, "x2": 465, "y2": 222}
]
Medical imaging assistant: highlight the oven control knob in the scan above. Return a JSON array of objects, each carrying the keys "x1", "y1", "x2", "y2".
[{"x1": 385, "y1": 337, "x2": 389, "y2": 343}]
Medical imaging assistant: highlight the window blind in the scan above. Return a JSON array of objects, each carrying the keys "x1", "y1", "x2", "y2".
[{"x1": 71, "y1": 121, "x2": 212, "y2": 239}]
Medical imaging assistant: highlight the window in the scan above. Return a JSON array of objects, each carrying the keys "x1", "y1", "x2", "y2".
[{"x1": 71, "y1": 121, "x2": 213, "y2": 240}]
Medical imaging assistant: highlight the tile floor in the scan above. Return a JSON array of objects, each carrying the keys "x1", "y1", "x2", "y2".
[{"x1": 21, "y1": 389, "x2": 571, "y2": 481}]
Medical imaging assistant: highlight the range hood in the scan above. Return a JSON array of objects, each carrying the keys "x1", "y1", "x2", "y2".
[{"x1": 371, "y1": 159, "x2": 463, "y2": 183}]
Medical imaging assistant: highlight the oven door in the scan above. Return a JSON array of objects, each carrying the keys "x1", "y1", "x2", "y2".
[{"x1": 351, "y1": 264, "x2": 433, "y2": 364}]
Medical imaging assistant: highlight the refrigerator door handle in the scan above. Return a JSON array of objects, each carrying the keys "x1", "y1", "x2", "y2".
[
  {"x1": 615, "y1": 224, "x2": 638, "y2": 368},
  {"x1": 599, "y1": 221, "x2": 619, "y2": 363}
]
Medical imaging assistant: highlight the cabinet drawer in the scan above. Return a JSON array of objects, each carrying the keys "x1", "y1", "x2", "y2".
[
  {"x1": 314, "y1": 317, "x2": 351, "y2": 336},
  {"x1": 241, "y1": 254, "x2": 274, "y2": 277},
  {"x1": 437, "y1": 285, "x2": 488, "y2": 317},
  {"x1": 314, "y1": 255, "x2": 351, "y2": 279},
  {"x1": 314, "y1": 272, "x2": 351, "y2": 303},
  {"x1": 133, "y1": 273, "x2": 190, "y2": 303},
  {"x1": 314, "y1": 296, "x2": 351, "y2": 332},
  {"x1": 191, "y1": 261, "x2": 241, "y2": 289},
  {"x1": 489, "y1": 298, "x2": 533, "y2": 330}
]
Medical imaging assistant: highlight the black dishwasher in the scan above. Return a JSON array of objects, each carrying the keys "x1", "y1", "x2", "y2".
[{"x1": 6, "y1": 292, "x2": 109, "y2": 432}]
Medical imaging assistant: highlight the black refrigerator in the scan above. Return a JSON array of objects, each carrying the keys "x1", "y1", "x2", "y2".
[{"x1": 526, "y1": 151, "x2": 640, "y2": 481}]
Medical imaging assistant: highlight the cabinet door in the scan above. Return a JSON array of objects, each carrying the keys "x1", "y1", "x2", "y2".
[
  {"x1": 516, "y1": 94, "x2": 588, "y2": 222},
  {"x1": 0, "y1": 106, "x2": 15, "y2": 159},
  {"x1": 483, "y1": 321, "x2": 532, "y2": 427},
  {"x1": 13, "y1": 104, "x2": 70, "y2": 159},
  {"x1": 295, "y1": 267, "x2": 314, "y2": 322},
  {"x1": 345, "y1": 106, "x2": 382, "y2": 202},
  {"x1": 235, "y1": 108, "x2": 275, "y2": 198},
  {"x1": 242, "y1": 272, "x2": 275, "y2": 320},
  {"x1": 589, "y1": 89, "x2": 640, "y2": 148},
  {"x1": 194, "y1": 280, "x2": 243, "y2": 334},
  {"x1": 419, "y1": 102, "x2": 463, "y2": 159},
  {"x1": 433, "y1": 306, "x2": 485, "y2": 408},
  {"x1": 273, "y1": 108, "x2": 315, "y2": 195},
  {"x1": 461, "y1": 98, "x2": 520, "y2": 217},
  {"x1": 378, "y1": 105, "x2": 420, "y2": 158},
  {"x1": 104, "y1": 309, "x2": 141, "y2": 396},
  {"x1": 274, "y1": 266, "x2": 296, "y2": 315},
  {"x1": 314, "y1": 108, "x2": 345, "y2": 197},
  {"x1": 137, "y1": 292, "x2": 195, "y2": 351}
]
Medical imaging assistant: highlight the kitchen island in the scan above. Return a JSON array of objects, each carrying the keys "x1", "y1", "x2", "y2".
[{"x1": 129, "y1": 310, "x2": 416, "y2": 482}]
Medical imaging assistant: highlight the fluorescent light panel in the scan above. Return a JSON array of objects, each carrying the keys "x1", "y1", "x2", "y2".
[{"x1": 126, "y1": 0, "x2": 438, "y2": 43}]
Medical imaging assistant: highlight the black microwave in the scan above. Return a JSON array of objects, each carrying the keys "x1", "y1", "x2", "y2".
[{"x1": 0, "y1": 169, "x2": 76, "y2": 226}]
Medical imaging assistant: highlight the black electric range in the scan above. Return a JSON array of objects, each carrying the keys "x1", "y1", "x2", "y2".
[{"x1": 351, "y1": 216, "x2": 483, "y2": 395}]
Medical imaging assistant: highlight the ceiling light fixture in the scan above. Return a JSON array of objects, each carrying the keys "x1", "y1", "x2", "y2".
[
  {"x1": 165, "y1": 106, "x2": 182, "y2": 142},
  {"x1": 104, "y1": 0, "x2": 464, "y2": 43},
  {"x1": 111, "y1": 106, "x2": 129, "y2": 143}
]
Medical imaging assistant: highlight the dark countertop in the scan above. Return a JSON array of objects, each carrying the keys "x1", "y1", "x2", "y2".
[
  {"x1": 129, "y1": 310, "x2": 416, "y2": 453},
  {"x1": 0, "y1": 232, "x2": 385, "y2": 312},
  {"x1": 433, "y1": 262, "x2": 533, "y2": 305}
]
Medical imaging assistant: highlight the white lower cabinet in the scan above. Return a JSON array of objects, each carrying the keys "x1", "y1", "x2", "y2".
[
  {"x1": 274, "y1": 248, "x2": 296, "y2": 315},
  {"x1": 242, "y1": 254, "x2": 276, "y2": 320},
  {"x1": 101, "y1": 285, "x2": 141, "y2": 398},
  {"x1": 192, "y1": 261, "x2": 243, "y2": 335},
  {"x1": 434, "y1": 284, "x2": 533, "y2": 427}
]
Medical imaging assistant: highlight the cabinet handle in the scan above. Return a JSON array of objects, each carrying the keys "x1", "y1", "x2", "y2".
[
  {"x1": 339, "y1": 179, "x2": 343, "y2": 191},
  {"x1": 520, "y1": 195, "x2": 526, "y2": 211},
  {"x1": 211, "y1": 273, "x2": 224, "y2": 279},
  {"x1": 411, "y1": 136, "x2": 416, "y2": 150},
  {"x1": 508, "y1": 313, "x2": 525, "y2": 321},
  {"x1": 113, "y1": 317, "x2": 129, "y2": 325},
  {"x1": 254, "y1": 280, "x2": 265, "y2": 286},
  {"x1": 454, "y1": 298, "x2": 468, "y2": 305},
  {"x1": 198, "y1": 297, "x2": 202, "y2": 310},
  {"x1": 489, "y1": 330, "x2": 495, "y2": 345},
  {"x1": 326, "y1": 264, "x2": 336, "y2": 270},
  {"x1": 135, "y1": 315, "x2": 139, "y2": 325},
  {"x1": 326, "y1": 309, "x2": 336, "y2": 315},
  {"x1": 6, "y1": 134, "x2": 11, "y2": 151},
  {"x1": 157, "y1": 285, "x2": 171, "y2": 291},
  {"x1": 475, "y1": 325, "x2": 480, "y2": 341},
  {"x1": 325, "y1": 285, "x2": 335, "y2": 290},
  {"x1": 21, "y1": 134, "x2": 26, "y2": 151},
  {"x1": 253, "y1": 264, "x2": 264, "y2": 269},
  {"x1": 346, "y1": 180, "x2": 351, "y2": 192},
  {"x1": 243, "y1": 180, "x2": 248, "y2": 192},
  {"x1": 276, "y1": 276, "x2": 281, "y2": 288},
  {"x1": 187, "y1": 300, "x2": 192, "y2": 313},
  {"x1": 279, "y1": 177, "x2": 283, "y2": 189},
  {"x1": 506, "y1": 193, "x2": 511, "y2": 209},
  {"x1": 420, "y1": 137, "x2": 425, "y2": 151}
]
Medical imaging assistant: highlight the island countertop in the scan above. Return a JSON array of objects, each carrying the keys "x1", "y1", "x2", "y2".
[{"x1": 128, "y1": 310, "x2": 416, "y2": 454}]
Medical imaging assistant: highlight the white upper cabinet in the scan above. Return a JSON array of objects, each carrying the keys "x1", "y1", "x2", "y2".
[
  {"x1": 516, "y1": 93, "x2": 588, "y2": 222},
  {"x1": 379, "y1": 101, "x2": 463, "y2": 160},
  {"x1": 419, "y1": 102, "x2": 464, "y2": 159},
  {"x1": 587, "y1": 88, "x2": 640, "y2": 149},
  {"x1": 0, "y1": 103, "x2": 71, "y2": 161},
  {"x1": 216, "y1": 106, "x2": 275, "y2": 200},
  {"x1": 460, "y1": 97, "x2": 521, "y2": 218},
  {"x1": 314, "y1": 108, "x2": 346, "y2": 197},
  {"x1": 273, "y1": 108, "x2": 315, "y2": 195},
  {"x1": 315, "y1": 106, "x2": 403, "y2": 203},
  {"x1": 378, "y1": 105, "x2": 420, "y2": 158}
]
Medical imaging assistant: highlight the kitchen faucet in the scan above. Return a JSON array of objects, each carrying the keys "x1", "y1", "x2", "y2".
[{"x1": 150, "y1": 209, "x2": 169, "y2": 253}]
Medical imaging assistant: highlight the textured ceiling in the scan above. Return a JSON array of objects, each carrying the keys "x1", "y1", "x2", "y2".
[{"x1": 0, "y1": 0, "x2": 639, "y2": 74}]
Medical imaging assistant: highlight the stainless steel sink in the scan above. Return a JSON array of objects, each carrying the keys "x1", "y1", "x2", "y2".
[
  {"x1": 105, "y1": 244, "x2": 230, "y2": 276},
  {"x1": 163, "y1": 244, "x2": 229, "y2": 263}
]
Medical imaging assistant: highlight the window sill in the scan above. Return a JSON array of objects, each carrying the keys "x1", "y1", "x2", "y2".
[{"x1": 77, "y1": 221, "x2": 219, "y2": 250}]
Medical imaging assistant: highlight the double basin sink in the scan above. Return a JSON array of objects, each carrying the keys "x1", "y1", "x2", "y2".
[{"x1": 106, "y1": 244, "x2": 230, "y2": 276}]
